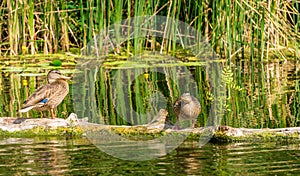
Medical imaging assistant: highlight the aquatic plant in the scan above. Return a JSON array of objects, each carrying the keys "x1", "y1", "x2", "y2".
[{"x1": 0, "y1": 0, "x2": 298, "y2": 61}]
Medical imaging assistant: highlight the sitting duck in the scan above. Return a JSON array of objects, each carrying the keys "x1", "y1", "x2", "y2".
[
  {"x1": 20, "y1": 70, "x2": 70, "y2": 119},
  {"x1": 173, "y1": 93, "x2": 201, "y2": 128}
]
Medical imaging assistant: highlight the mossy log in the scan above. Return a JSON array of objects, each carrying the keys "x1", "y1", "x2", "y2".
[
  {"x1": 0, "y1": 113, "x2": 300, "y2": 143},
  {"x1": 80, "y1": 123, "x2": 300, "y2": 142},
  {"x1": 213, "y1": 126, "x2": 300, "y2": 142}
]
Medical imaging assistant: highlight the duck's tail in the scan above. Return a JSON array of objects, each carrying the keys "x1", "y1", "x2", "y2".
[
  {"x1": 19, "y1": 106, "x2": 35, "y2": 113},
  {"x1": 19, "y1": 98, "x2": 49, "y2": 113}
]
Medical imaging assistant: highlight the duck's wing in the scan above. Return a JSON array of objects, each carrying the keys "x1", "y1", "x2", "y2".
[
  {"x1": 21, "y1": 84, "x2": 54, "y2": 110},
  {"x1": 173, "y1": 96, "x2": 183, "y2": 116},
  {"x1": 191, "y1": 97, "x2": 201, "y2": 112},
  {"x1": 48, "y1": 81, "x2": 69, "y2": 98}
]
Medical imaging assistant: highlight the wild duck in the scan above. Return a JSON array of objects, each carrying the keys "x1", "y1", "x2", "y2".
[
  {"x1": 173, "y1": 93, "x2": 201, "y2": 128},
  {"x1": 20, "y1": 70, "x2": 70, "y2": 119}
]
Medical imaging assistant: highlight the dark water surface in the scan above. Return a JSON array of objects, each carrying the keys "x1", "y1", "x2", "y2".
[
  {"x1": 1, "y1": 57, "x2": 299, "y2": 128},
  {"x1": 0, "y1": 137, "x2": 299, "y2": 175}
]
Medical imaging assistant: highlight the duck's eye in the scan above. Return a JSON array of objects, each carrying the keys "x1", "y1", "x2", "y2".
[{"x1": 52, "y1": 70, "x2": 61, "y2": 74}]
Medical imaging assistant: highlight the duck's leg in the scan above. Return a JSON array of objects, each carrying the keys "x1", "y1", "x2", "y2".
[
  {"x1": 42, "y1": 111, "x2": 47, "y2": 118},
  {"x1": 174, "y1": 116, "x2": 181, "y2": 130},
  {"x1": 191, "y1": 119, "x2": 195, "y2": 129},
  {"x1": 50, "y1": 109, "x2": 55, "y2": 119}
]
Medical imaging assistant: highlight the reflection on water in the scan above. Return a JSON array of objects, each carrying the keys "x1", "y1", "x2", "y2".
[
  {"x1": 0, "y1": 137, "x2": 299, "y2": 175},
  {"x1": 0, "y1": 57, "x2": 299, "y2": 128},
  {"x1": 231, "y1": 60, "x2": 300, "y2": 128},
  {"x1": 73, "y1": 57, "x2": 211, "y2": 127}
]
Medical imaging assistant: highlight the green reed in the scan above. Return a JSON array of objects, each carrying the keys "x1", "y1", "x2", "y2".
[
  {"x1": 126, "y1": 70, "x2": 134, "y2": 124},
  {"x1": 0, "y1": 0, "x2": 298, "y2": 60},
  {"x1": 115, "y1": 69, "x2": 126, "y2": 123}
]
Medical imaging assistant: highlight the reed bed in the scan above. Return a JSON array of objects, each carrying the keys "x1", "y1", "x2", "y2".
[{"x1": 0, "y1": 0, "x2": 298, "y2": 60}]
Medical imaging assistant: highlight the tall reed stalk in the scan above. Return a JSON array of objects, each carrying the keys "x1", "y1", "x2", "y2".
[{"x1": 0, "y1": 0, "x2": 298, "y2": 60}]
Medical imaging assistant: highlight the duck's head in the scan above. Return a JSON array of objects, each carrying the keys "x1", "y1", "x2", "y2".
[
  {"x1": 180, "y1": 93, "x2": 193, "y2": 103},
  {"x1": 47, "y1": 70, "x2": 71, "y2": 83}
]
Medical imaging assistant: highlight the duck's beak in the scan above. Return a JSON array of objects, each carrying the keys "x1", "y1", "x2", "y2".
[{"x1": 60, "y1": 75, "x2": 71, "y2": 80}]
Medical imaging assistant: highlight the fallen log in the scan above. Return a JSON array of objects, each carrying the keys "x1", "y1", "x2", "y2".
[{"x1": 0, "y1": 113, "x2": 299, "y2": 143}]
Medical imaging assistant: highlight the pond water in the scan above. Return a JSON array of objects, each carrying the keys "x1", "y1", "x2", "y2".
[
  {"x1": 0, "y1": 56, "x2": 300, "y2": 175},
  {"x1": 0, "y1": 137, "x2": 299, "y2": 175},
  {"x1": 0, "y1": 56, "x2": 299, "y2": 128}
]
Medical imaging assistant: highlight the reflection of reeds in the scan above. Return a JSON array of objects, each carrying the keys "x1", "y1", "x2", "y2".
[
  {"x1": 92, "y1": 61, "x2": 206, "y2": 126},
  {"x1": 0, "y1": 59, "x2": 298, "y2": 128},
  {"x1": 72, "y1": 58, "x2": 299, "y2": 128},
  {"x1": 221, "y1": 60, "x2": 299, "y2": 128}
]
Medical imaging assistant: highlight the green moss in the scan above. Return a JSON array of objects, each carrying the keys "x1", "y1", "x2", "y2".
[
  {"x1": 0, "y1": 126, "x2": 83, "y2": 138},
  {"x1": 109, "y1": 126, "x2": 165, "y2": 140},
  {"x1": 210, "y1": 131, "x2": 300, "y2": 143},
  {"x1": 250, "y1": 131, "x2": 300, "y2": 143},
  {"x1": 92, "y1": 126, "x2": 300, "y2": 143},
  {"x1": 2, "y1": 124, "x2": 299, "y2": 144}
]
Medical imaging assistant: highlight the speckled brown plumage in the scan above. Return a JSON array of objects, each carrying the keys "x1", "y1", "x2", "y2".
[
  {"x1": 20, "y1": 70, "x2": 70, "y2": 119},
  {"x1": 173, "y1": 93, "x2": 201, "y2": 128}
]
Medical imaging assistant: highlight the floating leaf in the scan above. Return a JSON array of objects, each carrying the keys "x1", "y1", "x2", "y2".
[{"x1": 50, "y1": 59, "x2": 62, "y2": 66}]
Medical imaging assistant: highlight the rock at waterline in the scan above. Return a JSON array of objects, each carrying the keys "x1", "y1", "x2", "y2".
[{"x1": 0, "y1": 113, "x2": 80, "y2": 132}]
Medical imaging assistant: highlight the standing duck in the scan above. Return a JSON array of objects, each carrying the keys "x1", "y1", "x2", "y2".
[
  {"x1": 173, "y1": 93, "x2": 201, "y2": 128},
  {"x1": 20, "y1": 70, "x2": 70, "y2": 119}
]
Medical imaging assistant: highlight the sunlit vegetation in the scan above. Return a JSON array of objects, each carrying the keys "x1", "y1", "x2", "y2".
[{"x1": 0, "y1": 0, "x2": 299, "y2": 60}]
